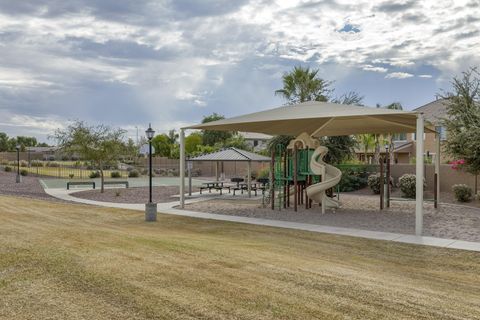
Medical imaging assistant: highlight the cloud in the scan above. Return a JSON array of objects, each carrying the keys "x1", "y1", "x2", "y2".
[
  {"x1": 0, "y1": 0, "x2": 479, "y2": 140},
  {"x1": 362, "y1": 64, "x2": 388, "y2": 73},
  {"x1": 385, "y1": 72, "x2": 414, "y2": 79},
  {"x1": 418, "y1": 74, "x2": 433, "y2": 78}
]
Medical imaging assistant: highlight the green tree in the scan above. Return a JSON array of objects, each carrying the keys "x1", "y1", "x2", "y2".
[
  {"x1": 357, "y1": 134, "x2": 375, "y2": 163},
  {"x1": 441, "y1": 67, "x2": 480, "y2": 183},
  {"x1": 275, "y1": 66, "x2": 333, "y2": 104},
  {"x1": 151, "y1": 134, "x2": 172, "y2": 157},
  {"x1": 219, "y1": 135, "x2": 251, "y2": 150},
  {"x1": 185, "y1": 132, "x2": 203, "y2": 155},
  {"x1": 167, "y1": 129, "x2": 179, "y2": 145},
  {"x1": 16, "y1": 136, "x2": 38, "y2": 150},
  {"x1": 271, "y1": 66, "x2": 362, "y2": 162},
  {"x1": 0, "y1": 132, "x2": 9, "y2": 152},
  {"x1": 53, "y1": 121, "x2": 126, "y2": 193},
  {"x1": 201, "y1": 113, "x2": 233, "y2": 146}
]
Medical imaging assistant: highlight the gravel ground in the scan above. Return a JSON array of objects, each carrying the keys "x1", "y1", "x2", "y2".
[
  {"x1": 184, "y1": 193, "x2": 480, "y2": 242},
  {"x1": 0, "y1": 170, "x2": 58, "y2": 201},
  {"x1": 71, "y1": 186, "x2": 198, "y2": 204}
]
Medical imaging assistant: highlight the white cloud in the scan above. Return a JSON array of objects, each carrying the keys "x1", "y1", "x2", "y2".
[
  {"x1": 418, "y1": 74, "x2": 433, "y2": 78},
  {"x1": 362, "y1": 65, "x2": 388, "y2": 73},
  {"x1": 385, "y1": 72, "x2": 414, "y2": 79}
]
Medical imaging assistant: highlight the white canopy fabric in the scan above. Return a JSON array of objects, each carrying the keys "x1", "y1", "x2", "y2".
[{"x1": 185, "y1": 101, "x2": 435, "y2": 137}]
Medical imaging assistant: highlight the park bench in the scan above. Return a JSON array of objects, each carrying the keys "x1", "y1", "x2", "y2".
[
  {"x1": 67, "y1": 181, "x2": 95, "y2": 190},
  {"x1": 104, "y1": 180, "x2": 129, "y2": 188}
]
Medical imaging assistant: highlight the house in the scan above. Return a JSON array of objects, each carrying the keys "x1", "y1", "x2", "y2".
[
  {"x1": 25, "y1": 146, "x2": 59, "y2": 161},
  {"x1": 239, "y1": 132, "x2": 272, "y2": 151},
  {"x1": 355, "y1": 98, "x2": 449, "y2": 164}
]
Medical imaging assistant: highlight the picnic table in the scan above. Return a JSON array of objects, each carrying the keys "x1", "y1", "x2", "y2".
[{"x1": 200, "y1": 181, "x2": 231, "y2": 195}]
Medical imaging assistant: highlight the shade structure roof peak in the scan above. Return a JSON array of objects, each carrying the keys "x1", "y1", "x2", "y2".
[{"x1": 185, "y1": 100, "x2": 434, "y2": 137}]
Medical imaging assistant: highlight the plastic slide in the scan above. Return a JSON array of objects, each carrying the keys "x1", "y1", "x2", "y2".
[{"x1": 306, "y1": 146, "x2": 342, "y2": 213}]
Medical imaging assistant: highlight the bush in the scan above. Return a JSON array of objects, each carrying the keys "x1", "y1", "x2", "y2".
[
  {"x1": 110, "y1": 171, "x2": 121, "y2": 178},
  {"x1": 452, "y1": 184, "x2": 472, "y2": 202},
  {"x1": 257, "y1": 167, "x2": 270, "y2": 179},
  {"x1": 398, "y1": 174, "x2": 426, "y2": 198},
  {"x1": 367, "y1": 174, "x2": 393, "y2": 194},
  {"x1": 69, "y1": 173, "x2": 74, "y2": 179},
  {"x1": 31, "y1": 160, "x2": 44, "y2": 167},
  {"x1": 89, "y1": 171, "x2": 100, "y2": 179},
  {"x1": 46, "y1": 162, "x2": 60, "y2": 167},
  {"x1": 20, "y1": 169, "x2": 28, "y2": 176},
  {"x1": 19, "y1": 160, "x2": 28, "y2": 167},
  {"x1": 128, "y1": 170, "x2": 139, "y2": 178},
  {"x1": 4, "y1": 166, "x2": 12, "y2": 172},
  {"x1": 367, "y1": 174, "x2": 381, "y2": 194},
  {"x1": 339, "y1": 174, "x2": 367, "y2": 192}
]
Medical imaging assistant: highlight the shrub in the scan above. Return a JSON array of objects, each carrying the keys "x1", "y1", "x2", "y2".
[
  {"x1": 110, "y1": 171, "x2": 121, "y2": 178},
  {"x1": 258, "y1": 167, "x2": 270, "y2": 179},
  {"x1": 69, "y1": 173, "x2": 74, "y2": 179},
  {"x1": 46, "y1": 162, "x2": 60, "y2": 167},
  {"x1": 4, "y1": 166, "x2": 12, "y2": 172},
  {"x1": 73, "y1": 161, "x2": 82, "y2": 168},
  {"x1": 20, "y1": 169, "x2": 28, "y2": 176},
  {"x1": 339, "y1": 174, "x2": 367, "y2": 192},
  {"x1": 398, "y1": 174, "x2": 426, "y2": 198},
  {"x1": 367, "y1": 174, "x2": 381, "y2": 194},
  {"x1": 31, "y1": 160, "x2": 44, "y2": 167},
  {"x1": 0, "y1": 159, "x2": 9, "y2": 165},
  {"x1": 19, "y1": 160, "x2": 28, "y2": 167},
  {"x1": 128, "y1": 170, "x2": 139, "y2": 178},
  {"x1": 367, "y1": 174, "x2": 393, "y2": 194},
  {"x1": 141, "y1": 168, "x2": 148, "y2": 176},
  {"x1": 89, "y1": 171, "x2": 100, "y2": 179},
  {"x1": 452, "y1": 184, "x2": 472, "y2": 202}
]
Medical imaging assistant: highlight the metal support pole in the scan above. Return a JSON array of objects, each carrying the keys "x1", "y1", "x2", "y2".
[
  {"x1": 247, "y1": 161, "x2": 252, "y2": 198},
  {"x1": 435, "y1": 131, "x2": 440, "y2": 207},
  {"x1": 270, "y1": 148, "x2": 275, "y2": 210},
  {"x1": 379, "y1": 158, "x2": 384, "y2": 210},
  {"x1": 416, "y1": 114, "x2": 425, "y2": 236},
  {"x1": 386, "y1": 151, "x2": 390, "y2": 208},
  {"x1": 16, "y1": 147, "x2": 21, "y2": 183},
  {"x1": 149, "y1": 140, "x2": 153, "y2": 203},
  {"x1": 293, "y1": 145, "x2": 298, "y2": 212},
  {"x1": 180, "y1": 129, "x2": 186, "y2": 208}
]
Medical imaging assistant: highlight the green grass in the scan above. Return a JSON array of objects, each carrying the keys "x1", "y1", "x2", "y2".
[{"x1": 0, "y1": 195, "x2": 479, "y2": 319}]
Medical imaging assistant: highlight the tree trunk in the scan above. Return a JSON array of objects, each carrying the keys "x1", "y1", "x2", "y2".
[{"x1": 100, "y1": 163, "x2": 105, "y2": 193}]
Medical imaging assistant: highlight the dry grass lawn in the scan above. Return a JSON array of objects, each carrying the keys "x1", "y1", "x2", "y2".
[{"x1": 0, "y1": 195, "x2": 479, "y2": 320}]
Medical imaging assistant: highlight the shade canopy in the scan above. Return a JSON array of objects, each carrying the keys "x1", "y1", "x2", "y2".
[
  {"x1": 185, "y1": 101, "x2": 435, "y2": 137},
  {"x1": 188, "y1": 147, "x2": 270, "y2": 162}
]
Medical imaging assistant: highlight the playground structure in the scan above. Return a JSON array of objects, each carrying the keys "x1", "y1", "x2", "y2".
[
  {"x1": 181, "y1": 101, "x2": 438, "y2": 236},
  {"x1": 270, "y1": 133, "x2": 342, "y2": 213}
]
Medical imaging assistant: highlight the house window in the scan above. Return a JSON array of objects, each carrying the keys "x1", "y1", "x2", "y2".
[
  {"x1": 435, "y1": 126, "x2": 447, "y2": 141},
  {"x1": 392, "y1": 133, "x2": 407, "y2": 141},
  {"x1": 412, "y1": 133, "x2": 426, "y2": 141},
  {"x1": 253, "y1": 140, "x2": 258, "y2": 147}
]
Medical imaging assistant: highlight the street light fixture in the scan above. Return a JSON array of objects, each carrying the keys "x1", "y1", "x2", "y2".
[
  {"x1": 145, "y1": 124, "x2": 156, "y2": 221},
  {"x1": 15, "y1": 144, "x2": 21, "y2": 183}
]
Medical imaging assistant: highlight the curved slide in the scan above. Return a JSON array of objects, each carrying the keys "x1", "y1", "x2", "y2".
[{"x1": 306, "y1": 146, "x2": 342, "y2": 213}]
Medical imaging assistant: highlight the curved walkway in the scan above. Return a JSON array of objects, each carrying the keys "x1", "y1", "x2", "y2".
[{"x1": 45, "y1": 188, "x2": 480, "y2": 252}]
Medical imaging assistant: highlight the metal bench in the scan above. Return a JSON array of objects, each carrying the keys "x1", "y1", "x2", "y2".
[
  {"x1": 104, "y1": 180, "x2": 129, "y2": 188},
  {"x1": 67, "y1": 181, "x2": 95, "y2": 190}
]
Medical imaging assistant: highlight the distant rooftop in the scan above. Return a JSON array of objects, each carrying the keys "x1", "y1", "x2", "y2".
[
  {"x1": 413, "y1": 98, "x2": 448, "y2": 125},
  {"x1": 239, "y1": 132, "x2": 272, "y2": 140},
  {"x1": 188, "y1": 147, "x2": 270, "y2": 162}
]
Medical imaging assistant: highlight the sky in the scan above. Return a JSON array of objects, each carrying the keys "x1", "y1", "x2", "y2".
[{"x1": 0, "y1": 0, "x2": 479, "y2": 142}]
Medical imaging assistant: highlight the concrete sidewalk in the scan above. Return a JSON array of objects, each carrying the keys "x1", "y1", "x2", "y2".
[{"x1": 45, "y1": 188, "x2": 480, "y2": 253}]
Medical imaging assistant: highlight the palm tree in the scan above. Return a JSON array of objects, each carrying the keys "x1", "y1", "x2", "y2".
[
  {"x1": 357, "y1": 134, "x2": 375, "y2": 163},
  {"x1": 275, "y1": 66, "x2": 333, "y2": 104}
]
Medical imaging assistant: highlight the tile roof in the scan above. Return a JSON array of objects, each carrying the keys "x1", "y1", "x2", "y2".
[{"x1": 188, "y1": 147, "x2": 270, "y2": 162}]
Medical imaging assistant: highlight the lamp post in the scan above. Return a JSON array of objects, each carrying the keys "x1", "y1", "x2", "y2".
[
  {"x1": 145, "y1": 124, "x2": 157, "y2": 221},
  {"x1": 16, "y1": 144, "x2": 21, "y2": 183}
]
